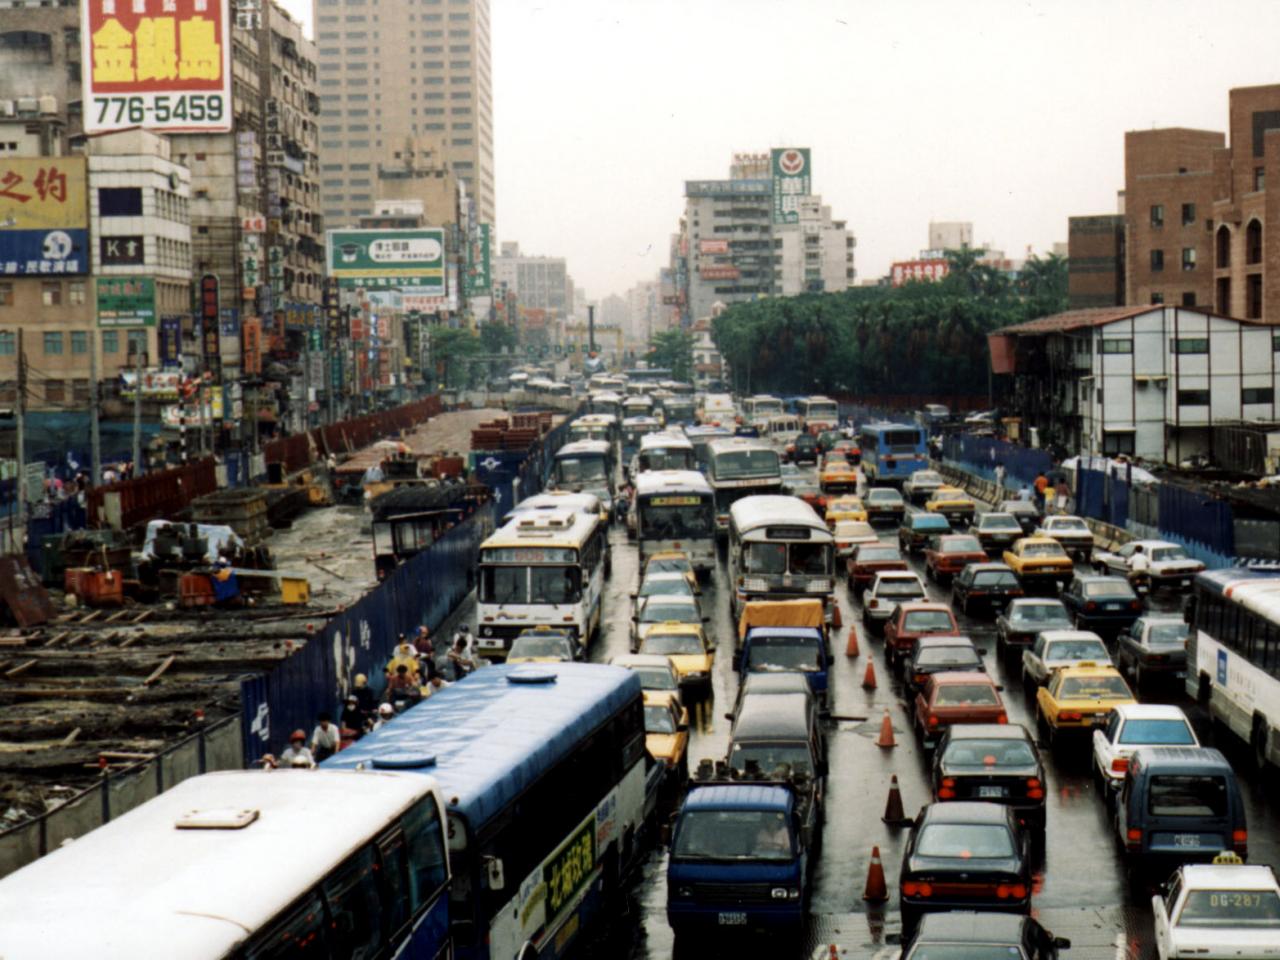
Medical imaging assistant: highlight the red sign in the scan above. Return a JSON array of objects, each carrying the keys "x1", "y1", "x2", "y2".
[
  {"x1": 890, "y1": 258, "x2": 950, "y2": 287},
  {"x1": 701, "y1": 266, "x2": 740, "y2": 281},
  {"x1": 699, "y1": 239, "x2": 729, "y2": 255},
  {"x1": 199, "y1": 274, "x2": 221, "y2": 381},
  {"x1": 242, "y1": 316, "x2": 262, "y2": 375}
]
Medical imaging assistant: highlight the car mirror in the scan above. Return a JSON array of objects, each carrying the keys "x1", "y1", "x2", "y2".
[
  {"x1": 1053, "y1": 938, "x2": 1072, "y2": 950},
  {"x1": 995, "y1": 684, "x2": 1004, "y2": 692},
  {"x1": 724, "y1": 711, "x2": 735, "y2": 722},
  {"x1": 977, "y1": 647, "x2": 989, "y2": 656},
  {"x1": 677, "y1": 722, "x2": 689, "y2": 732},
  {"x1": 629, "y1": 592, "x2": 638, "y2": 600},
  {"x1": 701, "y1": 616, "x2": 711, "y2": 623},
  {"x1": 816, "y1": 760, "x2": 829, "y2": 777}
]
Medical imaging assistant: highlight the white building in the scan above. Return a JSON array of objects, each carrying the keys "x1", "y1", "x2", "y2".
[
  {"x1": 994, "y1": 305, "x2": 1280, "y2": 464},
  {"x1": 492, "y1": 241, "x2": 571, "y2": 317},
  {"x1": 774, "y1": 195, "x2": 855, "y2": 296},
  {"x1": 929, "y1": 221, "x2": 973, "y2": 251}
]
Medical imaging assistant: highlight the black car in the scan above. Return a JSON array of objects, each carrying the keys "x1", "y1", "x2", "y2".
[
  {"x1": 1060, "y1": 575, "x2": 1143, "y2": 637},
  {"x1": 1115, "y1": 616, "x2": 1189, "y2": 689},
  {"x1": 901, "y1": 912, "x2": 1070, "y2": 960},
  {"x1": 952, "y1": 562, "x2": 1024, "y2": 617},
  {"x1": 995, "y1": 598, "x2": 1073, "y2": 661},
  {"x1": 899, "y1": 801, "x2": 1033, "y2": 936},
  {"x1": 974, "y1": 511, "x2": 1025, "y2": 555},
  {"x1": 932, "y1": 724, "x2": 1047, "y2": 832},
  {"x1": 999, "y1": 500, "x2": 1042, "y2": 536},
  {"x1": 905, "y1": 635, "x2": 984, "y2": 696},
  {"x1": 899, "y1": 512, "x2": 953, "y2": 554},
  {"x1": 788, "y1": 432, "x2": 819, "y2": 464}
]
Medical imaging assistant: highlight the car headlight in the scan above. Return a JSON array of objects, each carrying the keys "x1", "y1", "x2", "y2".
[
  {"x1": 677, "y1": 886, "x2": 694, "y2": 898},
  {"x1": 482, "y1": 625, "x2": 493, "y2": 637},
  {"x1": 742, "y1": 577, "x2": 768, "y2": 592},
  {"x1": 807, "y1": 579, "x2": 831, "y2": 592},
  {"x1": 771, "y1": 887, "x2": 801, "y2": 900}
]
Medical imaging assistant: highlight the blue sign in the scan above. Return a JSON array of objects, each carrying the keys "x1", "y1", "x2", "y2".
[
  {"x1": 0, "y1": 229, "x2": 88, "y2": 275},
  {"x1": 219, "y1": 307, "x2": 240, "y2": 338},
  {"x1": 1218, "y1": 648, "x2": 1228, "y2": 687},
  {"x1": 684, "y1": 179, "x2": 771, "y2": 198}
]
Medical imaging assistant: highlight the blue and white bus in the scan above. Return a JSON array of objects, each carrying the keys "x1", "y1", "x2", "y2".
[
  {"x1": 858, "y1": 421, "x2": 928, "y2": 485},
  {"x1": 0, "y1": 770, "x2": 451, "y2": 959},
  {"x1": 1189, "y1": 569, "x2": 1280, "y2": 771},
  {"x1": 327, "y1": 662, "x2": 649, "y2": 960}
]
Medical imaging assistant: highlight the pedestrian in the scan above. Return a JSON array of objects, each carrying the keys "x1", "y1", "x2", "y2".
[
  {"x1": 373, "y1": 702, "x2": 395, "y2": 729},
  {"x1": 340, "y1": 694, "x2": 366, "y2": 738},
  {"x1": 310, "y1": 712, "x2": 340, "y2": 762},
  {"x1": 994, "y1": 462, "x2": 1006, "y2": 491},
  {"x1": 279, "y1": 730, "x2": 314, "y2": 767},
  {"x1": 1054, "y1": 477, "x2": 1070, "y2": 514},
  {"x1": 1033, "y1": 471, "x2": 1049, "y2": 512},
  {"x1": 386, "y1": 639, "x2": 420, "y2": 683},
  {"x1": 352, "y1": 673, "x2": 376, "y2": 717},
  {"x1": 1016, "y1": 484, "x2": 1033, "y2": 502},
  {"x1": 448, "y1": 633, "x2": 476, "y2": 680},
  {"x1": 422, "y1": 676, "x2": 452, "y2": 699},
  {"x1": 413, "y1": 625, "x2": 432, "y2": 657}
]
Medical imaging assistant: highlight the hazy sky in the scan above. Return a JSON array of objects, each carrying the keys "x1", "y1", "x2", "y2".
[{"x1": 291, "y1": 0, "x2": 1280, "y2": 302}]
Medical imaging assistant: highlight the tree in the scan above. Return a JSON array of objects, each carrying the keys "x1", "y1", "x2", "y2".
[
  {"x1": 479, "y1": 322, "x2": 517, "y2": 355},
  {"x1": 647, "y1": 328, "x2": 695, "y2": 382},
  {"x1": 430, "y1": 327, "x2": 482, "y2": 388}
]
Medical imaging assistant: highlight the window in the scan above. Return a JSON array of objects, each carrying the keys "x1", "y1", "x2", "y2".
[
  {"x1": 42, "y1": 332, "x2": 63, "y2": 355},
  {"x1": 1151, "y1": 204, "x2": 1165, "y2": 228},
  {"x1": 1182, "y1": 247, "x2": 1197, "y2": 270},
  {"x1": 1172, "y1": 338, "x2": 1208, "y2": 354},
  {"x1": 1182, "y1": 292, "x2": 1197, "y2": 306},
  {"x1": 1151, "y1": 292, "x2": 1164, "y2": 305},
  {"x1": 44, "y1": 379, "x2": 64, "y2": 402},
  {"x1": 1243, "y1": 387, "x2": 1275, "y2": 405},
  {"x1": 1274, "y1": 332, "x2": 1280, "y2": 353},
  {"x1": 0, "y1": 282, "x2": 11, "y2": 305},
  {"x1": 1248, "y1": 274, "x2": 1263, "y2": 320},
  {"x1": 243, "y1": 892, "x2": 327, "y2": 959},
  {"x1": 101, "y1": 330, "x2": 119, "y2": 354},
  {"x1": 99, "y1": 187, "x2": 143, "y2": 216},
  {"x1": 1255, "y1": 167, "x2": 1266, "y2": 192},
  {"x1": 1247, "y1": 219, "x2": 1263, "y2": 264},
  {"x1": 0, "y1": 331, "x2": 13, "y2": 355},
  {"x1": 70, "y1": 331, "x2": 88, "y2": 354},
  {"x1": 127, "y1": 330, "x2": 147, "y2": 356},
  {"x1": 1177, "y1": 389, "x2": 1210, "y2": 406},
  {"x1": 1182, "y1": 203, "x2": 1196, "y2": 226},
  {"x1": 1103, "y1": 432, "x2": 1136, "y2": 456},
  {"x1": 1151, "y1": 249, "x2": 1165, "y2": 271},
  {"x1": 41, "y1": 281, "x2": 61, "y2": 306},
  {"x1": 72, "y1": 379, "x2": 89, "y2": 403},
  {"x1": 1099, "y1": 338, "x2": 1133, "y2": 354}
]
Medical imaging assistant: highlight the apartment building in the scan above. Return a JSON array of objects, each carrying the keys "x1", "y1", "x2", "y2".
[
  {"x1": 1067, "y1": 214, "x2": 1125, "y2": 309},
  {"x1": 773, "y1": 195, "x2": 856, "y2": 296}
]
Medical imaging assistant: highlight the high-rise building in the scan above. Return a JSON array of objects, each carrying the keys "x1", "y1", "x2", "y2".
[
  {"x1": 928, "y1": 221, "x2": 973, "y2": 251},
  {"x1": 315, "y1": 0, "x2": 494, "y2": 229},
  {"x1": 492, "y1": 242, "x2": 569, "y2": 316},
  {"x1": 774, "y1": 196, "x2": 856, "y2": 296}
]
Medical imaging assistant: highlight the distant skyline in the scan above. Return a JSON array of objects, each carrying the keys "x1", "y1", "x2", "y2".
[{"x1": 286, "y1": 0, "x2": 1280, "y2": 304}]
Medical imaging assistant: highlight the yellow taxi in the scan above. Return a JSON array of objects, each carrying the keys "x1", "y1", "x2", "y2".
[
  {"x1": 637, "y1": 622, "x2": 714, "y2": 691},
  {"x1": 644, "y1": 550, "x2": 698, "y2": 591},
  {"x1": 1035, "y1": 662, "x2": 1136, "y2": 746},
  {"x1": 924, "y1": 486, "x2": 977, "y2": 526},
  {"x1": 825, "y1": 494, "x2": 868, "y2": 526},
  {"x1": 1002, "y1": 536, "x2": 1075, "y2": 587},
  {"x1": 819, "y1": 462, "x2": 860, "y2": 498},
  {"x1": 642, "y1": 689, "x2": 690, "y2": 778}
]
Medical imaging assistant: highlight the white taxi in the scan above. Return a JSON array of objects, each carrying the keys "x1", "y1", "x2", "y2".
[
  {"x1": 1153, "y1": 855, "x2": 1280, "y2": 959},
  {"x1": 1091, "y1": 703, "x2": 1199, "y2": 793}
]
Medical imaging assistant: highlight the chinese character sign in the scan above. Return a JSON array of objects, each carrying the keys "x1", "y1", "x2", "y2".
[
  {"x1": 96, "y1": 276, "x2": 156, "y2": 327},
  {"x1": 0, "y1": 158, "x2": 88, "y2": 276},
  {"x1": 326, "y1": 229, "x2": 446, "y2": 293},
  {"x1": 465, "y1": 223, "x2": 491, "y2": 296},
  {"x1": 771, "y1": 147, "x2": 811, "y2": 225},
  {"x1": 81, "y1": 0, "x2": 232, "y2": 134},
  {"x1": 200, "y1": 274, "x2": 222, "y2": 382}
]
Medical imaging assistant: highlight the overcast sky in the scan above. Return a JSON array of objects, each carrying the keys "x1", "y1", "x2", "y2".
[{"x1": 292, "y1": 0, "x2": 1280, "y2": 302}]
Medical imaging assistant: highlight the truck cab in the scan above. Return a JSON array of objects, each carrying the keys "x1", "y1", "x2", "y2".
[{"x1": 737, "y1": 625, "x2": 830, "y2": 706}]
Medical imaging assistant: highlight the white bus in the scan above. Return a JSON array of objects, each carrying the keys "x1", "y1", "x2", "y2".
[
  {"x1": 704, "y1": 436, "x2": 783, "y2": 538},
  {"x1": 727, "y1": 494, "x2": 836, "y2": 623},
  {"x1": 798, "y1": 395, "x2": 840, "y2": 433},
  {"x1": 476, "y1": 507, "x2": 607, "y2": 659},
  {"x1": 0, "y1": 770, "x2": 451, "y2": 959},
  {"x1": 632, "y1": 431, "x2": 697, "y2": 478},
  {"x1": 742, "y1": 394, "x2": 785, "y2": 426},
  {"x1": 586, "y1": 390, "x2": 623, "y2": 420},
  {"x1": 569, "y1": 412, "x2": 619, "y2": 448},
  {"x1": 634, "y1": 470, "x2": 716, "y2": 574}
]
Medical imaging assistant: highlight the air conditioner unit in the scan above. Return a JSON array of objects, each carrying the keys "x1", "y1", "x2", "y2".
[
  {"x1": 266, "y1": 151, "x2": 285, "y2": 167},
  {"x1": 37, "y1": 95, "x2": 57, "y2": 116},
  {"x1": 265, "y1": 133, "x2": 282, "y2": 149},
  {"x1": 0, "y1": 101, "x2": 15, "y2": 118},
  {"x1": 15, "y1": 98, "x2": 37, "y2": 116}
]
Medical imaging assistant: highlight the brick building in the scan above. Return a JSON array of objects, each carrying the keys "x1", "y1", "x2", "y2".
[{"x1": 1067, "y1": 214, "x2": 1125, "y2": 309}]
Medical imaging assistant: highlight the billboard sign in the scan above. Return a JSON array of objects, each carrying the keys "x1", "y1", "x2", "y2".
[
  {"x1": 699, "y1": 239, "x2": 729, "y2": 255},
  {"x1": 242, "y1": 316, "x2": 262, "y2": 375},
  {"x1": 199, "y1": 274, "x2": 221, "y2": 382},
  {"x1": 0, "y1": 158, "x2": 89, "y2": 275},
  {"x1": 771, "y1": 147, "x2": 811, "y2": 224},
  {"x1": 326, "y1": 228, "x2": 445, "y2": 292},
  {"x1": 158, "y1": 314, "x2": 182, "y2": 367},
  {"x1": 465, "y1": 222, "x2": 491, "y2": 296},
  {"x1": 890, "y1": 258, "x2": 950, "y2": 287},
  {"x1": 81, "y1": 0, "x2": 233, "y2": 134},
  {"x1": 100, "y1": 235, "x2": 145, "y2": 265},
  {"x1": 96, "y1": 276, "x2": 155, "y2": 327},
  {"x1": 701, "y1": 265, "x2": 740, "y2": 281}
]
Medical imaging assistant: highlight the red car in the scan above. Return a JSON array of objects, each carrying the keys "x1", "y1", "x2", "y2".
[
  {"x1": 883, "y1": 602, "x2": 960, "y2": 670},
  {"x1": 924, "y1": 534, "x2": 988, "y2": 584},
  {"x1": 847, "y1": 543, "x2": 908, "y2": 599},
  {"x1": 913, "y1": 671, "x2": 1008, "y2": 749}
]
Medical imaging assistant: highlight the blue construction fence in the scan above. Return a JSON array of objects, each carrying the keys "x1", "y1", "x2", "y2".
[
  {"x1": 467, "y1": 408, "x2": 579, "y2": 516},
  {"x1": 942, "y1": 435, "x2": 1055, "y2": 492},
  {"x1": 239, "y1": 502, "x2": 496, "y2": 764}
]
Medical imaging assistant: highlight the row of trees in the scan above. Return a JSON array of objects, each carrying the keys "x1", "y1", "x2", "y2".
[{"x1": 708, "y1": 251, "x2": 1067, "y2": 397}]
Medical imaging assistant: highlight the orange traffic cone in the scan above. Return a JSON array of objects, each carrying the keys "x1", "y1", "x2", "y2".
[
  {"x1": 862, "y1": 659, "x2": 877, "y2": 689},
  {"x1": 877, "y1": 709, "x2": 896, "y2": 748},
  {"x1": 863, "y1": 845, "x2": 888, "y2": 902},
  {"x1": 845, "y1": 627, "x2": 860, "y2": 658},
  {"x1": 832, "y1": 605, "x2": 843, "y2": 629},
  {"x1": 882, "y1": 774, "x2": 907, "y2": 824}
]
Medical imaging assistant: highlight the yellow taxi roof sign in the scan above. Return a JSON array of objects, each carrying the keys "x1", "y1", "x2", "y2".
[{"x1": 1213, "y1": 851, "x2": 1245, "y2": 865}]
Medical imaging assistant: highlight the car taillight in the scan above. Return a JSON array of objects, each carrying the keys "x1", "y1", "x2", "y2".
[
  {"x1": 1130, "y1": 600, "x2": 1142, "y2": 611},
  {"x1": 901, "y1": 881, "x2": 933, "y2": 897},
  {"x1": 868, "y1": 599, "x2": 878, "y2": 608},
  {"x1": 1126, "y1": 827, "x2": 1142, "y2": 848},
  {"x1": 928, "y1": 714, "x2": 939, "y2": 727},
  {"x1": 997, "y1": 712, "x2": 1008, "y2": 724},
  {"x1": 1111, "y1": 757, "x2": 1129, "y2": 773},
  {"x1": 996, "y1": 883, "x2": 1028, "y2": 900},
  {"x1": 1059, "y1": 711, "x2": 1082, "y2": 721},
  {"x1": 1026, "y1": 778, "x2": 1044, "y2": 800},
  {"x1": 1085, "y1": 601, "x2": 1097, "y2": 612},
  {"x1": 1233, "y1": 829, "x2": 1248, "y2": 850},
  {"x1": 914, "y1": 673, "x2": 927, "y2": 685}
]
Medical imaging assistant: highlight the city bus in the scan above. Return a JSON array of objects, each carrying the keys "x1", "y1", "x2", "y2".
[
  {"x1": 326, "y1": 663, "x2": 648, "y2": 960},
  {"x1": 633, "y1": 431, "x2": 697, "y2": 477},
  {"x1": 568, "y1": 413, "x2": 619, "y2": 449},
  {"x1": 727, "y1": 494, "x2": 836, "y2": 623},
  {"x1": 858, "y1": 421, "x2": 929, "y2": 485},
  {"x1": 620, "y1": 415, "x2": 662, "y2": 468},
  {"x1": 621, "y1": 395, "x2": 656, "y2": 420},
  {"x1": 704, "y1": 437, "x2": 783, "y2": 538},
  {"x1": 742, "y1": 394, "x2": 785, "y2": 427},
  {"x1": 476, "y1": 506, "x2": 607, "y2": 659},
  {"x1": 0, "y1": 770, "x2": 451, "y2": 959},
  {"x1": 634, "y1": 469, "x2": 716, "y2": 574},
  {"x1": 798, "y1": 395, "x2": 840, "y2": 433},
  {"x1": 624, "y1": 365, "x2": 671, "y2": 386},
  {"x1": 586, "y1": 390, "x2": 623, "y2": 420},
  {"x1": 657, "y1": 393, "x2": 696, "y2": 426},
  {"x1": 683, "y1": 424, "x2": 733, "y2": 473},
  {"x1": 503, "y1": 490, "x2": 612, "y2": 573},
  {"x1": 1188, "y1": 569, "x2": 1280, "y2": 770}
]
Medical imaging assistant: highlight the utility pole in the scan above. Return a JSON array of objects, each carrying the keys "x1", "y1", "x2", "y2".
[
  {"x1": 588, "y1": 304, "x2": 596, "y2": 356},
  {"x1": 301, "y1": 347, "x2": 310, "y2": 433},
  {"x1": 90, "y1": 337, "x2": 102, "y2": 485},
  {"x1": 178, "y1": 348, "x2": 187, "y2": 464},
  {"x1": 131, "y1": 346, "x2": 142, "y2": 476},
  {"x1": 15, "y1": 329, "x2": 26, "y2": 532}
]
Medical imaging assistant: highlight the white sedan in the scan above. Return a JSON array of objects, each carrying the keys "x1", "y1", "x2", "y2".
[
  {"x1": 1153, "y1": 856, "x2": 1280, "y2": 959},
  {"x1": 832, "y1": 520, "x2": 878, "y2": 559},
  {"x1": 1092, "y1": 703, "x2": 1199, "y2": 792},
  {"x1": 1021, "y1": 629, "x2": 1111, "y2": 687},
  {"x1": 1092, "y1": 539, "x2": 1205, "y2": 590},
  {"x1": 1034, "y1": 515, "x2": 1095, "y2": 559}
]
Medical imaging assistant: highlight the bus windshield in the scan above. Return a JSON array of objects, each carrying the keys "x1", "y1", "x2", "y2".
[
  {"x1": 805, "y1": 402, "x2": 839, "y2": 420},
  {"x1": 639, "y1": 449, "x2": 696, "y2": 471},
  {"x1": 555, "y1": 456, "x2": 609, "y2": 485},
  {"x1": 480, "y1": 566, "x2": 582, "y2": 604},
  {"x1": 746, "y1": 636, "x2": 822, "y2": 672},
  {"x1": 713, "y1": 449, "x2": 780, "y2": 478},
  {"x1": 883, "y1": 429, "x2": 923, "y2": 451},
  {"x1": 639, "y1": 499, "x2": 713, "y2": 539},
  {"x1": 744, "y1": 542, "x2": 832, "y2": 576}
]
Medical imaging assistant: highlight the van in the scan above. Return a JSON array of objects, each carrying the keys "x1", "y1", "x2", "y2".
[
  {"x1": 766, "y1": 415, "x2": 803, "y2": 442},
  {"x1": 1115, "y1": 746, "x2": 1248, "y2": 876}
]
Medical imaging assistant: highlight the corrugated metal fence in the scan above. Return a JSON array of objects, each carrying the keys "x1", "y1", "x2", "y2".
[{"x1": 942, "y1": 435, "x2": 1055, "y2": 491}]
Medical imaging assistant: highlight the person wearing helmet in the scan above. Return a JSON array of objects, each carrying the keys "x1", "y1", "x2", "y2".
[
  {"x1": 373, "y1": 702, "x2": 395, "y2": 729},
  {"x1": 280, "y1": 730, "x2": 314, "y2": 767},
  {"x1": 352, "y1": 673, "x2": 376, "y2": 717}
]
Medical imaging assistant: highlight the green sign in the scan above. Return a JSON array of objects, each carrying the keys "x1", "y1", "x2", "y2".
[
  {"x1": 771, "y1": 147, "x2": 811, "y2": 224},
  {"x1": 543, "y1": 817, "x2": 595, "y2": 919},
  {"x1": 96, "y1": 276, "x2": 156, "y2": 328},
  {"x1": 326, "y1": 228, "x2": 446, "y2": 292},
  {"x1": 465, "y1": 223, "x2": 491, "y2": 296}
]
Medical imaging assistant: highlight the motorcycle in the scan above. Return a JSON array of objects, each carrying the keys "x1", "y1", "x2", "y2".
[{"x1": 1127, "y1": 569, "x2": 1151, "y2": 597}]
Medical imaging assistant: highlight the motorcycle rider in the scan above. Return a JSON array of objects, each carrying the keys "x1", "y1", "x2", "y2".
[{"x1": 1126, "y1": 543, "x2": 1151, "y2": 590}]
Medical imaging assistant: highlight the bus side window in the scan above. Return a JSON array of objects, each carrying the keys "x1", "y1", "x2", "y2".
[
  {"x1": 377, "y1": 828, "x2": 411, "y2": 937},
  {"x1": 321, "y1": 845, "x2": 383, "y2": 960},
  {"x1": 402, "y1": 797, "x2": 450, "y2": 909},
  {"x1": 243, "y1": 890, "x2": 328, "y2": 959}
]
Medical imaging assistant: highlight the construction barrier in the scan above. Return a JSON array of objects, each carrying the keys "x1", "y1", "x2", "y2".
[{"x1": 86, "y1": 457, "x2": 219, "y2": 530}]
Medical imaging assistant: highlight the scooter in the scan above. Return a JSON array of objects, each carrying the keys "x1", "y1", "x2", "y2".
[{"x1": 1127, "y1": 569, "x2": 1150, "y2": 597}]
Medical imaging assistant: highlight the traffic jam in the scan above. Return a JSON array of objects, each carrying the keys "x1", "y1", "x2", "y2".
[{"x1": 542, "y1": 381, "x2": 1280, "y2": 960}]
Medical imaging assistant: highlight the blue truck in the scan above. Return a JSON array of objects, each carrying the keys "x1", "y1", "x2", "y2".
[{"x1": 736, "y1": 625, "x2": 830, "y2": 707}]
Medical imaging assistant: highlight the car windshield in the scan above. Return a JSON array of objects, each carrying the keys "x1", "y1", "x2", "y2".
[
  {"x1": 1059, "y1": 675, "x2": 1131, "y2": 698},
  {"x1": 905, "y1": 945, "x2": 1026, "y2": 960},
  {"x1": 644, "y1": 704, "x2": 677, "y2": 735},
  {"x1": 640, "y1": 601, "x2": 698, "y2": 624},
  {"x1": 1022, "y1": 542, "x2": 1067, "y2": 558},
  {"x1": 1119, "y1": 718, "x2": 1195, "y2": 745},
  {"x1": 934, "y1": 684, "x2": 999, "y2": 706},
  {"x1": 944, "y1": 537, "x2": 982, "y2": 553},
  {"x1": 916, "y1": 823, "x2": 1014, "y2": 858},
  {"x1": 1085, "y1": 581, "x2": 1136, "y2": 599},
  {"x1": 973, "y1": 571, "x2": 1019, "y2": 588},
  {"x1": 510, "y1": 637, "x2": 571, "y2": 659},
  {"x1": 1149, "y1": 775, "x2": 1229, "y2": 817},
  {"x1": 917, "y1": 647, "x2": 981, "y2": 668},
  {"x1": 913, "y1": 472, "x2": 942, "y2": 485},
  {"x1": 981, "y1": 515, "x2": 1021, "y2": 531},
  {"x1": 746, "y1": 637, "x2": 822, "y2": 672},
  {"x1": 879, "y1": 579, "x2": 925, "y2": 597},
  {"x1": 904, "y1": 611, "x2": 956, "y2": 632},
  {"x1": 642, "y1": 633, "x2": 704, "y2": 656},
  {"x1": 639, "y1": 577, "x2": 693, "y2": 598},
  {"x1": 943, "y1": 739, "x2": 1037, "y2": 770},
  {"x1": 1046, "y1": 640, "x2": 1109, "y2": 661},
  {"x1": 1150, "y1": 546, "x2": 1191, "y2": 562},
  {"x1": 858, "y1": 546, "x2": 900, "y2": 563},
  {"x1": 1051, "y1": 518, "x2": 1089, "y2": 531},
  {"x1": 1011, "y1": 603, "x2": 1070, "y2": 625},
  {"x1": 647, "y1": 557, "x2": 692, "y2": 576},
  {"x1": 868, "y1": 489, "x2": 903, "y2": 504},
  {"x1": 673, "y1": 810, "x2": 795, "y2": 862},
  {"x1": 728, "y1": 743, "x2": 813, "y2": 778},
  {"x1": 1147, "y1": 623, "x2": 1190, "y2": 648},
  {"x1": 835, "y1": 523, "x2": 874, "y2": 539},
  {"x1": 630, "y1": 665, "x2": 677, "y2": 691},
  {"x1": 915, "y1": 517, "x2": 951, "y2": 531},
  {"x1": 1177, "y1": 890, "x2": 1280, "y2": 927}
]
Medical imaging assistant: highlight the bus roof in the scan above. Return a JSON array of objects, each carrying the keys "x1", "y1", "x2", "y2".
[
  {"x1": 622, "y1": 416, "x2": 661, "y2": 427},
  {"x1": 326, "y1": 663, "x2": 642, "y2": 830},
  {"x1": 635, "y1": 470, "x2": 712, "y2": 496},
  {"x1": 860, "y1": 421, "x2": 922, "y2": 433},
  {"x1": 639, "y1": 432, "x2": 693, "y2": 451},
  {"x1": 729, "y1": 495, "x2": 829, "y2": 538},
  {"x1": 1196, "y1": 569, "x2": 1280, "y2": 618},
  {"x1": 573, "y1": 413, "x2": 617, "y2": 426},
  {"x1": 0, "y1": 770, "x2": 437, "y2": 959},
  {"x1": 503, "y1": 491, "x2": 604, "y2": 523},
  {"x1": 555, "y1": 439, "x2": 612, "y2": 458},
  {"x1": 706, "y1": 436, "x2": 775, "y2": 454},
  {"x1": 484, "y1": 506, "x2": 599, "y2": 550}
]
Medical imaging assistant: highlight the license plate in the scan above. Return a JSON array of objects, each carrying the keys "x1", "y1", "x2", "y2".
[
  {"x1": 1091, "y1": 714, "x2": 1108, "y2": 726},
  {"x1": 1179, "y1": 579, "x2": 1189, "y2": 587},
  {"x1": 718, "y1": 912, "x2": 748, "y2": 926},
  {"x1": 978, "y1": 786, "x2": 1006, "y2": 798},
  {"x1": 1174, "y1": 834, "x2": 1203, "y2": 848},
  {"x1": 1106, "y1": 602, "x2": 1122, "y2": 611}
]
